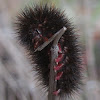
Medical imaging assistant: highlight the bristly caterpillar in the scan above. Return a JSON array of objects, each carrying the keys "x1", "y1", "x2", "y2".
[{"x1": 15, "y1": 4, "x2": 83, "y2": 98}]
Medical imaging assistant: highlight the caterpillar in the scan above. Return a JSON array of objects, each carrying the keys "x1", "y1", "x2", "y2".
[{"x1": 15, "y1": 4, "x2": 83, "y2": 98}]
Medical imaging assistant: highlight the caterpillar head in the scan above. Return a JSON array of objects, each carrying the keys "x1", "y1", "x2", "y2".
[{"x1": 16, "y1": 4, "x2": 83, "y2": 98}]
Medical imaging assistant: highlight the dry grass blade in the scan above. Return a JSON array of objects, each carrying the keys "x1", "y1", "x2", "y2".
[{"x1": 0, "y1": 32, "x2": 34, "y2": 100}]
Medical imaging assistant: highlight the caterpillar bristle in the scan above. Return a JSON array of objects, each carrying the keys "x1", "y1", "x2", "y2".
[{"x1": 15, "y1": 4, "x2": 83, "y2": 98}]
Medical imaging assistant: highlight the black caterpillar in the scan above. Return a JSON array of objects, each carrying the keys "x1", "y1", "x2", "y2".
[{"x1": 16, "y1": 4, "x2": 82, "y2": 97}]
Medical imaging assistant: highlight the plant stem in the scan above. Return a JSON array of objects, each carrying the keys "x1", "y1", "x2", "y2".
[{"x1": 48, "y1": 27, "x2": 67, "y2": 100}]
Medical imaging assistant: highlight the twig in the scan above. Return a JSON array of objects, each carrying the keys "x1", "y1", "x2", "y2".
[
  {"x1": 48, "y1": 27, "x2": 67, "y2": 100},
  {"x1": 34, "y1": 27, "x2": 67, "y2": 52},
  {"x1": 34, "y1": 27, "x2": 67, "y2": 100}
]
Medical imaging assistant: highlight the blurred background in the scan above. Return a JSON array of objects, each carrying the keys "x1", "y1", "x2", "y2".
[{"x1": 0, "y1": 0, "x2": 100, "y2": 100}]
